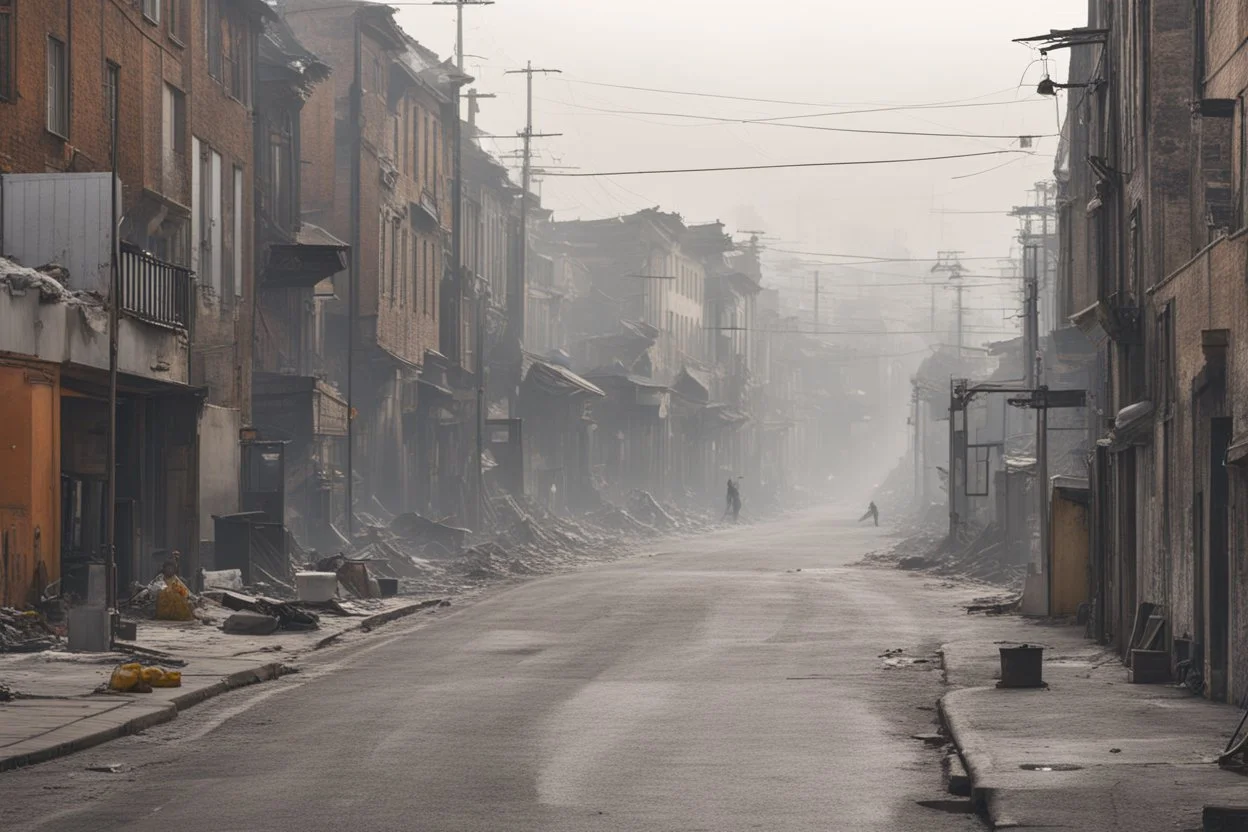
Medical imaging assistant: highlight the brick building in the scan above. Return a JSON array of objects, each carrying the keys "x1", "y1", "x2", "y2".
[
  {"x1": 0, "y1": 0, "x2": 276, "y2": 603},
  {"x1": 1057, "y1": 0, "x2": 1248, "y2": 702},
  {"x1": 286, "y1": 1, "x2": 460, "y2": 519}
]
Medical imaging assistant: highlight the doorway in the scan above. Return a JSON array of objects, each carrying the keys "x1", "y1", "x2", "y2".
[{"x1": 1208, "y1": 417, "x2": 1232, "y2": 701}]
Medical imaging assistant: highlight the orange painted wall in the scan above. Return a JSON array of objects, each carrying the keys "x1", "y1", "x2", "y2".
[{"x1": 0, "y1": 364, "x2": 61, "y2": 607}]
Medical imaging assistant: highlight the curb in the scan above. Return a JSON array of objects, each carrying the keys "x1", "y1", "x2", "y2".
[
  {"x1": 313, "y1": 598, "x2": 446, "y2": 649},
  {"x1": 0, "y1": 599, "x2": 443, "y2": 774},
  {"x1": 0, "y1": 665, "x2": 286, "y2": 773},
  {"x1": 938, "y1": 689, "x2": 1008, "y2": 828}
]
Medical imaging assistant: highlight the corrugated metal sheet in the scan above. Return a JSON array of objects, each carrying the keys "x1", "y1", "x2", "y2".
[{"x1": 0, "y1": 173, "x2": 116, "y2": 296}]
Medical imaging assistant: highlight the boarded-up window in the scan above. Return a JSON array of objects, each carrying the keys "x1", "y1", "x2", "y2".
[
  {"x1": 46, "y1": 36, "x2": 68, "y2": 137},
  {"x1": 0, "y1": 0, "x2": 13, "y2": 102}
]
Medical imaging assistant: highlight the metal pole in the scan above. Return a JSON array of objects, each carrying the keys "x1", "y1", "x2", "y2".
[
  {"x1": 518, "y1": 61, "x2": 532, "y2": 350},
  {"x1": 948, "y1": 382, "x2": 957, "y2": 539},
  {"x1": 346, "y1": 14, "x2": 362, "y2": 539},
  {"x1": 475, "y1": 284, "x2": 486, "y2": 527},
  {"x1": 1037, "y1": 392, "x2": 1050, "y2": 615},
  {"x1": 813, "y1": 271, "x2": 819, "y2": 331},
  {"x1": 1024, "y1": 243, "x2": 1039, "y2": 389},
  {"x1": 955, "y1": 278, "x2": 964, "y2": 357},
  {"x1": 912, "y1": 386, "x2": 920, "y2": 504},
  {"x1": 106, "y1": 76, "x2": 120, "y2": 629}
]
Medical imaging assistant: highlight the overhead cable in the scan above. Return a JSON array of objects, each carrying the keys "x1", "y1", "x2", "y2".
[{"x1": 542, "y1": 150, "x2": 1030, "y2": 178}]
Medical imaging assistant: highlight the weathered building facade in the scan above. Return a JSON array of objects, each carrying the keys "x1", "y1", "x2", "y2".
[
  {"x1": 1051, "y1": 0, "x2": 1248, "y2": 702},
  {"x1": 0, "y1": 0, "x2": 278, "y2": 603},
  {"x1": 287, "y1": 1, "x2": 459, "y2": 519}
]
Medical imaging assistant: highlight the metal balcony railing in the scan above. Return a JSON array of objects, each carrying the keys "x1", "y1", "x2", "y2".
[{"x1": 119, "y1": 242, "x2": 193, "y2": 330}]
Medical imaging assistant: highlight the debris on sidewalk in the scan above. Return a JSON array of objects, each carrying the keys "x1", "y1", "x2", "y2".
[
  {"x1": 213, "y1": 591, "x2": 321, "y2": 632},
  {"x1": 108, "y1": 661, "x2": 182, "y2": 692},
  {"x1": 0, "y1": 607, "x2": 61, "y2": 653}
]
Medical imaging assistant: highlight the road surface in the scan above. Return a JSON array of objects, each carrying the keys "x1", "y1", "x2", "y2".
[{"x1": 0, "y1": 507, "x2": 989, "y2": 831}]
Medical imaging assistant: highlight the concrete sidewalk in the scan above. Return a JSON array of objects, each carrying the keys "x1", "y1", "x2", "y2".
[
  {"x1": 940, "y1": 618, "x2": 1248, "y2": 831},
  {"x1": 0, "y1": 597, "x2": 446, "y2": 772}
]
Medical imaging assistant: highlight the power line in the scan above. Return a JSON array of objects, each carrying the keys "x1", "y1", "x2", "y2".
[
  {"x1": 561, "y1": 78, "x2": 1024, "y2": 110},
  {"x1": 769, "y1": 249, "x2": 1014, "y2": 263},
  {"x1": 549, "y1": 99, "x2": 1055, "y2": 141},
  {"x1": 543, "y1": 150, "x2": 1029, "y2": 178}
]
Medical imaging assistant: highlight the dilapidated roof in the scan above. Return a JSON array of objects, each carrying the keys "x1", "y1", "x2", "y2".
[{"x1": 523, "y1": 356, "x2": 605, "y2": 399}]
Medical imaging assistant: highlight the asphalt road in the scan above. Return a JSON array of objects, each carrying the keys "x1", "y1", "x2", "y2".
[{"x1": 0, "y1": 507, "x2": 988, "y2": 831}]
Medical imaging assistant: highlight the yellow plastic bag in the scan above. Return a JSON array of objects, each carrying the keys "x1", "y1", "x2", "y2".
[
  {"x1": 108, "y1": 662, "x2": 142, "y2": 692},
  {"x1": 155, "y1": 576, "x2": 194, "y2": 621},
  {"x1": 150, "y1": 670, "x2": 181, "y2": 688}
]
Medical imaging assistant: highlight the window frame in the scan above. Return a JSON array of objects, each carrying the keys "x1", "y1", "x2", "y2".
[
  {"x1": 105, "y1": 61, "x2": 119, "y2": 156},
  {"x1": 0, "y1": 0, "x2": 14, "y2": 103},
  {"x1": 46, "y1": 35, "x2": 68, "y2": 139},
  {"x1": 205, "y1": 0, "x2": 222, "y2": 81},
  {"x1": 163, "y1": 82, "x2": 187, "y2": 157},
  {"x1": 167, "y1": 0, "x2": 187, "y2": 44},
  {"x1": 142, "y1": 0, "x2": 161, "y2": 24}
]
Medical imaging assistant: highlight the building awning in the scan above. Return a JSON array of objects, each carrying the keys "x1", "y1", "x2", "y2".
[
  {"x1": 702, "y1": 403, "x2": 750, "y2": 430},
  {"x1": 1227, "y1": 435, "x2": 1248, "y2": 466},
  {"x1": 263, "y1": 224, "x2": 349, "y2": 289},
  {"x1": 523, "y1": 357, "x2": 605, "y2": 399},
  {"x1": 672, "y1": 366, "x2": 712, "y2": 404}
]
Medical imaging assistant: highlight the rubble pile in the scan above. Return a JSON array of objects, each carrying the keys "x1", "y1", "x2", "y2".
[
  {"x1": 864, "y1": 524, "x2": 1027, "y2": 589},
  {"x1": 0, "y1": 607, "x2": 61, "y2": 653},
  {"x1": 338, "y1": 489, "x2": 703, "y2": 596}
]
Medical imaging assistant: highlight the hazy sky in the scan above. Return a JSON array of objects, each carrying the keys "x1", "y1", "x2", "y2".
[{"x1": 394, "y1": 0, "x2": 1086, "y2": 329}]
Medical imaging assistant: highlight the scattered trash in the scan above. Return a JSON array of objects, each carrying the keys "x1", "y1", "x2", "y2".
[
  {"x1": 202, "y1": 569, "x2": 244, "y2": 591},
  {"x1": 0, "y1": 607, "x2": 60, "y2": 653},
  {"x1": 1019, "y1": 763, "x2": 1082, "y2": 772},
  {"x1": 217, "y1": 591, "x2": 320, "y2": 632},
  {"x1": 86, "y1": 763, "x2": 125, "y2": 774},
  {"x1": 222, "y1": 611, "x2": 281, "y2": 636},
  {"x1": 108, "y1": 662, "x2": 181, "y2": 692},
  {"x1": 154, "y1": 575, "x2": 194, "y2": 622}
]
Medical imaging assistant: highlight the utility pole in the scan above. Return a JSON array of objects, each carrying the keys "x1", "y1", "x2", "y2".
[
  {"x1": 813, "y1": 271, "x2": 819, "y2": 331},
  {"x1": 911, "y1": 385, "x2": 920, "y2": 504},
  {"x1": 931, "y1": 251, "x2": 967, "y2": 357},
  {"x1": 106, "y1": 72, "x2": 121, "y2": 632},
  {"x1": 435, "y1": 0, "x2": 491, "y2": 526},
  {"x1": 463, "y1": 84, "x2": 497, "y2": 529},
  {"x1": 346, "y1": 13, "x2": 362, "y2": 540},
  {"x1": 504, "y1": 61, "x2": 561, "y2": 366}
]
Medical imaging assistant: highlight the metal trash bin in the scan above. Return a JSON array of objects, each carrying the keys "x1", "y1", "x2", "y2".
[{"x1": 998, "y1": 644, "x2": 1044, "y2": 688}]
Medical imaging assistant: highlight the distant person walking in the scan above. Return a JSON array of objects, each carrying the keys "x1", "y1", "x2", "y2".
[
  {"x1": 725, "y1": 478, "x2": 742, "y2": 523},
  {"x1": 859, "y1": 501, "x2": 879, "y2": 527}
]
